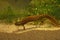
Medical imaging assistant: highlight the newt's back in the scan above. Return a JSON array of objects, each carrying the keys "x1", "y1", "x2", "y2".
[{"x1": 15, "y1": 14, "x2": 60, "y2": 27}]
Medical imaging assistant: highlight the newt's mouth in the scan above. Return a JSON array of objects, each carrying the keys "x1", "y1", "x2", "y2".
[{"x1": 15, "y1": 22, "x2": 21, "y2": 26}]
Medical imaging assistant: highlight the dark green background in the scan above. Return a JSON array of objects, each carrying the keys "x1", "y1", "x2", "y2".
[{"x1": 0, "y1": 0, "x2": 60, "y2": 23}]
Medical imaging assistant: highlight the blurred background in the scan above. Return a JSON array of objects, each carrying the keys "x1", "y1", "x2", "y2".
[{"x1": 0, "y1": 0, "x2": 60, "y2": 24}]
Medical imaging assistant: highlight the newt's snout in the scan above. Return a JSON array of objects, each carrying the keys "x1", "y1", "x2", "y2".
[{"x1": 15, "y1": 22, "x2": 21, "y2": 26}]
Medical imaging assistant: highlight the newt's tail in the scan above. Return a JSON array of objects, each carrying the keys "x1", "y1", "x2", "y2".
[{"x1": 41, "y1": 14, "x2": 60, "y2": 27}]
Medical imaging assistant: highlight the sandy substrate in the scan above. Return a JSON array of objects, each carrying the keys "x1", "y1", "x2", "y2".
[
  {"x1": 0, "y1": 23, "x2": 59, "y2": 33},
  {"x1": 0, "y1": 23, "x2": 60, "y2": 40},
  {"x1": 0, "y1": 29, "x2": 60, "y2": 40}
]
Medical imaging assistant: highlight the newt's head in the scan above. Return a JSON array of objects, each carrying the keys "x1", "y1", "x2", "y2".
[{"x1": 15, "y1": 21, "x2": 21, "y2": 26}]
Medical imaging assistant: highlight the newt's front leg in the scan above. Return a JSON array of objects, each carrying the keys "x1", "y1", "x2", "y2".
[{"x1": 23, "y1": 25, "x2": 25, "y2": 30}]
